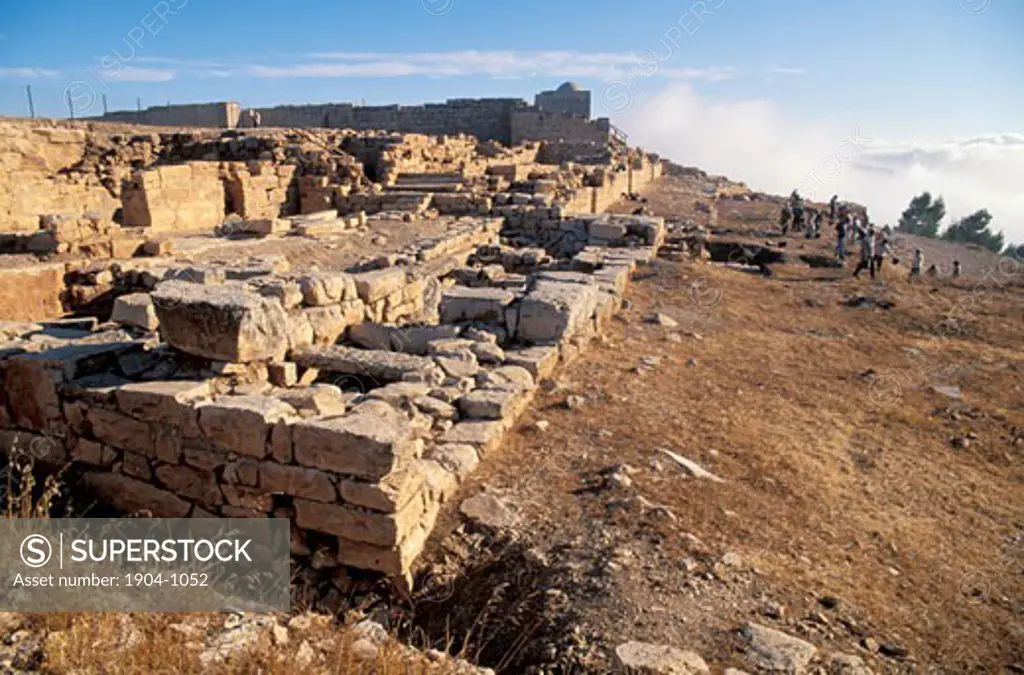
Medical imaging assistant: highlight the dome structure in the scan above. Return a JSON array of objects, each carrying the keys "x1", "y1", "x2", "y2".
[{"x1": 557, "y1": 81, "x2": 584, "y2": 92}]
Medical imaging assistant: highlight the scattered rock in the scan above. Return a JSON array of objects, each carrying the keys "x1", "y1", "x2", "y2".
[
  {"x1": 564, "y1": 394, "x2": 585, "y2": 410},
  {"x1": 931, "y1": 385, "x2": 962, "y2": 400},
  {"x1": 644, "y1": 313, "x2": 679, "y2": 328},
  {"x1": 459, "y1": 493, "x2": 516, "y2": 530},
  {"x1": 658, "y1": 448, "x2": 724, "y2": 482},
  {"x1": 614, "y1": 640, "x2": 709, "y2": 674},
  {"x1": 741, "y1": 623, "x2": 818, "y2": 673},
  {"x1": 826, "y1": 652, "x2": 874, "y2": 674}
]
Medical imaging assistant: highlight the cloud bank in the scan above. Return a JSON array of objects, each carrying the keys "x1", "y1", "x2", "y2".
[{"x1": 617, "y1": 83, "x2": 1024, "y2": 244}]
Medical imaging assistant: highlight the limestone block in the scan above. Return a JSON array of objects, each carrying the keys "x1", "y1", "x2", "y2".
[
  {"x1": 428, "y1": 444, "x2": 480, "y2": 482},
  {"x1": 294, "y1": 491, "x2": 428, "y2": 547},
  {"x1": 0, "y1": 264, "x2": 65, "y2": 322},
  {"x1": 336, "y1": 523, "x2": 429, "y2": 578},
  {"x1": 516, "y1": 280, "x2": 599, "y2": 345},
  {"x1": 198, "y1": 395, "x2": 297, "y2": 458},
  {"x1": 152, "y1": 281, "x2": 289, "y2": 363},
  {"x1": 338, "y1": 464, "x2": 427, "y2": 513},
  {"x1": 154, "y1": 464, "x2": 223, "y2": 507},
  {"x1": 258, "y1": 281, "x2": 303, "y2": 309},
  {"x1": 292, "y1": 346, "x2": 444, "y2": 386},
  {"x1": 439, "y1": 420, "x2": 505, "y2": 456},
  {"x1": 458, "y1": 387, "x2": 525, "y2": 421},
  {"x1": 292, "y1": 401, "x2": 420, "y2": 479},
  {"x1": 348, "y1": 323, "x2": 461, "y2": 355},
  {"x1": 84, "y1": 472, "x2": 191, "y2": 517},
  {"x1": 115, "y1": 380, "x2": 210, "y2": 437},
  {"x1": 353, "y1": 268, "x2": 407, "y2": 304},
  {"x1": 111, "y1": 293, "x2": 159, "y2": 331},
  {"x1": 439, "y1": 287, "x2": 514, "y2": 324},
  {"x1": 503, "y1": 346, "x2": 559, "y2": 380},
  {"x1": 260, "y1": 462, "x2": 336, "y2": 503},
  {"x1": 88, "y1": 407, "x2": 153, "y2": 455}
]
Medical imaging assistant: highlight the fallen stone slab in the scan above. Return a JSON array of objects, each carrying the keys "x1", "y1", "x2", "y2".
[
  {"x1": 348, "y1": 322, "x2": 462, "y2": 355},
  {"x1": 614, "y1": 641, "x2": 709, "y2": 674},
  {"x1": 503, "y1": 346, "x2": 559, "y2": 380},
  {"x1": 439, "y1": 420, "x2": 505, "y2": 456},
  {"x1": 741, "y1": 623, "x2": 818, "y2": 674},
  {"x1": 459, "y1": 493, "x2": 516, "y2": 530},
  {"x1": 516, "y1": 279, "x2": 599, "y2": 345},
  {"x1": 439, "y1": 287, "x2": 515, "y2": 324},
  {"x1": 659, "y1": 448, "x2": 724, "y2": 482},
  {"x1": 292, "y1": 345, "x2": 444, "y2": 385},
  {"x1": 111, "y1": 293, "x2": 159, "y2": 331},
  {"x1": 152, "y1": 281, "x2": 289, "y2": 363}
]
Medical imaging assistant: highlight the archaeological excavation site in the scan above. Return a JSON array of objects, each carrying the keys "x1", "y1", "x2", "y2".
[
  {"x1": 0, "y1": 87, "x2": 673, "y2": 591},
  {"x1": 2, "y1": 76, "x2": 1021, "y2": 674}
]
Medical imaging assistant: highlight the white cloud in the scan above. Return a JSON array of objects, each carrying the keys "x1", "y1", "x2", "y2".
[
  {"x1": 0, "y1": 67, "x2": 60, "y2": 79},
  {"x1": 97, "y1": 66, "x2": 175, "y2": 82},
  {"x1": 617, "y1": 83, "x2": 1024, "y2": 244},
  {"x1": 248, "y1": 50, "x2": 738, "y2": 82}
]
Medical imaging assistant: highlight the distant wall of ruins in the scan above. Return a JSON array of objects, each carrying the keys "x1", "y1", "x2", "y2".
[
  {"x1": 509, "y1": 111, "x2": 612, "y2": 146},
  {"x1": 251, "y1": 99, "x2": 530, "y2": 144},
  {"x1": 91, "y1": 102, "x2": 241, "y2": 129}
]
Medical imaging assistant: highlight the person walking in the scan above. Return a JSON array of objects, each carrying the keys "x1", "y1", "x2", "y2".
[
  {"x1": 909, "y1": 249, "x2": 923, "y2": 279},
  {"x1": 829, "y1": 194, "x2": 839, "y2": 222},
  {"x1": 779, "y1": 204, "x2": 792, "y2": 235},
  {"x1": 853, "y1": 226, "x2": 876, "y2": 279},
  {"x1": 835, "y1": 215, "x2": 849, "y2": 259},
  {"x1": 874, "y1": 231, "x2": 890, "y2": 277}
]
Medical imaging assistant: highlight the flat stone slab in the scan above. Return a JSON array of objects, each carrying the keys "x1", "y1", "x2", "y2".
[
  {"x1": 439, "y1": 286, "x2": 515, "y2": 324},
  {"x1": 614, "y1": 641, "x2": 709, "y2": 674},
  {"x1": 292, "y1": 345, "x2": 443, "y2": 385},
  {"x1": 152, "y1": 281, "x2": 289, "y2": 363},
  {"x1": 516, "y1": 279, "x2": 599, "y2": 345},
  {"x1": 292, "y1": 400, "x2": 419, "y2": 479},
  {"x1": 742, "y1": 623, "x2": 818, "y2": 673}
]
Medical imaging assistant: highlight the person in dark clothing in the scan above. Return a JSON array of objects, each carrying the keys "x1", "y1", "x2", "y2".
[
  {"x1": 829, "y1": 194, "x2": 838, "y2": 222},
  {"x1": 779, "y1": 204, "x2": 792, "y2": 235},
  {"x1": 853, "y1": 226, "x2": 876, "y2": 279}
]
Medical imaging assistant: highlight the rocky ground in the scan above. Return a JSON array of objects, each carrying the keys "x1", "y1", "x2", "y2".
[{"x1": 410, "y1": 177, "x2": 1024, "y2": 673}]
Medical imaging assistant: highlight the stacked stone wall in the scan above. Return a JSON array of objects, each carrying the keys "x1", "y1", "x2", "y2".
[{"x1": 122, "y1": 163, "x2": 226, "y2": 232}]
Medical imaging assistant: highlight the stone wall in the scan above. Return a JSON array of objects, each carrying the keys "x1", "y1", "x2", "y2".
[
  {"x1": 509, "y1": 111, "x2": 613, "y2": 146},
  {"x1": 534, "y1": 88, "x2": 591, "y2": 119},
  {"x1": 122, "y1": 163, "x2": 226, "y2": 232},
  {"x1": 91, "y1": 102, "x2": 241, "y2": 129},
  {"x1": 255, "y1": 99, "x2": 530, "y2": 145},
  {"x1": 0, "y1": 123, "x2": 120, "y2": 232},
  {"x1": 224, "y1": 162, "x2": 299, "y2": 220}
]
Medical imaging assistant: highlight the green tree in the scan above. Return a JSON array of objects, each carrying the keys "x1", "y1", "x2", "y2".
[
  {"x1": 941, "y1": 209, "x2": 1004, "y2": 253},
  {"x1": 897, "y1": 192, "x2": 946, "y2": 237},
  {"x1": 1003, "y1": 242, "x2": 1024, "y2": 259}
]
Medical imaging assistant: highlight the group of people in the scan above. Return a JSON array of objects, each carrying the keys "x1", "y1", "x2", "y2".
[{"x1": 780, "y1": 192, "x2": 962, "y2": 281}]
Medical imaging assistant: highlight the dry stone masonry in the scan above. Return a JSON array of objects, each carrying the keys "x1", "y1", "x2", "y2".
[{"x1": 0, "y1": 88, "x2": 673, "y2": 588}]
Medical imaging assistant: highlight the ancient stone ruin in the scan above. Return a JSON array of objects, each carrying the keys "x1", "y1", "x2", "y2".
[{"x1": 0, "y1": 86, "x2": 672, "y2": 588}]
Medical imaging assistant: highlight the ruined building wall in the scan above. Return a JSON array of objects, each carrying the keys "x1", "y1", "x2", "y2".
[
  {"x1": 91, "y1": 102, "x2": 241, "y2": 129},
  {"x1": 121, "y1": 163, "x2": 225, "y2": 232},
  {"x1": 254, "y1": 99, "x2": 530, "y2": 144},
  {"x1": 0, "y1": 122, "x2": 120, "y2": 232},
  {"x1": 534, "y1": 89, "x2": 591, "y2": 118},
  {"x1": 509, "y1": 111, "x2": 613, "y2": 146}
]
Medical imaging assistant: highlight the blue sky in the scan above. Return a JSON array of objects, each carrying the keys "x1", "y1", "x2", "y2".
[{"x1": 1, "y1": 0, "x2": 1022, "y2": 238}]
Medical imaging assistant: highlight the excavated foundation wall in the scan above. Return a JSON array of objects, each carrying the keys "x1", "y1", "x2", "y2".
[{"x1": 0, "y1": 204, "x2": 664, "y2": 586}]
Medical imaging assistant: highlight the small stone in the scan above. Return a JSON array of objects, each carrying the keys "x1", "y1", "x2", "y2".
[
  {"x1": 459, "y1": 492, "x2": 515, "y2": 530},
  {"x1": 350, "y1": 638, "x2": 379, "y2": 661},
  {"x1": 644, "y1": 313, "x2": 679, "y2": 328},
  {"x1": 272, "y1": 624, "x2": 289, "y2": 646},
  {"x1": 564, "y1": 394, "x2": 585, "y2": 410},
  {"x1": 533, "y1": 420, "x2": 550, "y2": 432}
]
